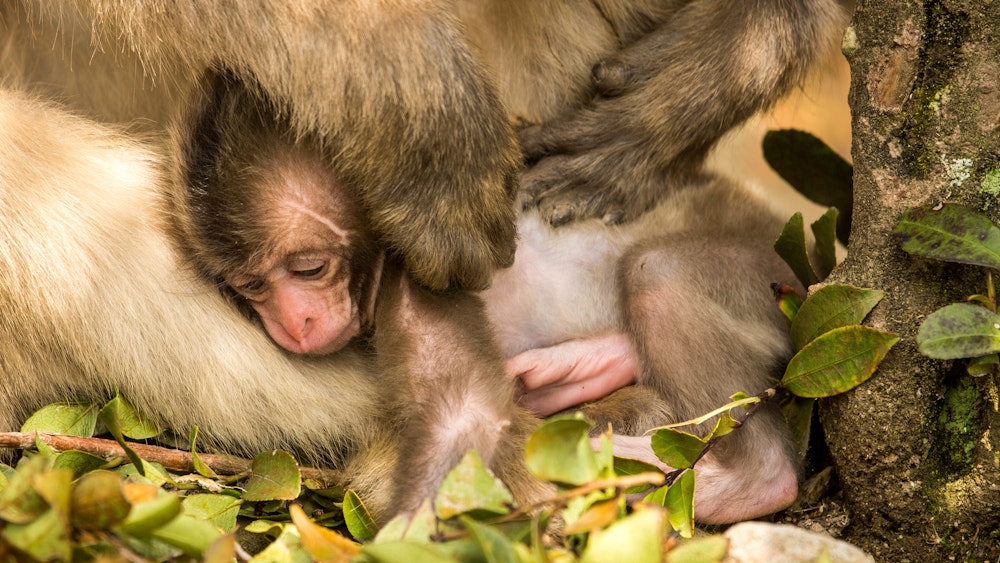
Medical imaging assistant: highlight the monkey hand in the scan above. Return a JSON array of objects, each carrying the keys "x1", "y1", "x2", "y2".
[
  {"x1": 505, "y1": 333, "x2": 636, "y2": 417},
  {"x1": 519, "y1": 0, "x2": 842, "y2": 227}
]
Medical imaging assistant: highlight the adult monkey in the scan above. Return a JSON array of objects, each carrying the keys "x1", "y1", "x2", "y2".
[
  {"x1": 2, "y1": 1, "x2": 850, "y2": 234},
  {"x1": 0, "y1": 0, "x2": 850, "y2": 523},
  {"x1": 1, "y1": 0, "x2": 520, "y2": 292}
]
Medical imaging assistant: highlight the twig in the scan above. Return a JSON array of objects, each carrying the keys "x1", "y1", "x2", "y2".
[
  {"x1": 505, "y1": 471, "x2": 665, "y2": 519},
  {"x1": 0, "y1": 432, "x2": 343, "y2": 486},
  {"x1": 664, "y1": 386, "x2": 778, "y2": 487}
]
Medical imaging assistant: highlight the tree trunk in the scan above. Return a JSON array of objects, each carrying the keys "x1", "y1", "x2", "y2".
[{"x1": 821, "y1": 0, "x2": 1000, "y2": 559}]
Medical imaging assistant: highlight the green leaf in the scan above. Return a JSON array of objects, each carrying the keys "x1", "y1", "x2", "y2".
[
  {"x1": 243, "y1": 450, "x2": 302, "y2": 502},
  {"x1": 114, "y1": 396, "x2": 162, "y2": 439},
  {"x1": 781, "y1": 396, "x2": 815, "y2": 460},
  {"x1": 0, "y1": 455, "x2": 51, "y2": 524},
  {"x1": 967, "y1": 353, "x2": 998, "y2": 376},
  {"x1": 70, "y1": 470, "x2": 131, "y2": 530},
  {"x1": 580, "y1": 507, "x2": 665, "y2": 563},
  {"x1": 5, "y1": 507, "x2": 71, "y2": 561},
  {"x1": 189, "y1": 426, "x2": 218, "y2": 479},
  {"x1": 773, "y1": 283, "x2": 803, "y2": 323},
  {"x1": 664, "y1": 470, "x2": 695, "y2": 538},
  {"x1": 762, "y1": 129, "x2": 854, "y2": 245},
  {"x1": 782, "y1": 326, "x2": 899, "y2": 397},
  {"x1": 524, "y1": 416, "x2": 599, "y2": 485},
  {"x1": 435, "y1": 450, "x2": 513, "y2": 519},
  {"x1": 917, "y1": 302, "x2": 1000, "y2": 359},
  {"x1": 595, "y1": 431, "x2": 615, "y2": 476},
  {"x1": 774, "y1": 213, "x2": 819, "y2": 287},
  {"x1": 460, "y1": 516, "x2": 521, "y2": 563},
  {"x1": 893, "y1": 204, "x2": 1000, "y2": 269},
  {"x1": 650, "y1": 428, "x2": 706, "y2": 469},
  {"x1": 118, "y1": 460, "x2": 176, "y2": 487},
  {"x1": 32, "y1": 467, "x2": 72, "y2": 517},
  {"x1": 361, "y1": 541, "x2": 459, "y2": 563},
  {"x1": 183, "y1": 494, "x2": 241, "y2": 533},
  {"x1": 811, "y1": 207, "x2": 840, "y2": 279},
  {"x1": 344, "y1": 489, "x2": 379, "y2": 541},
  {"x1": 613, "y1": 457, "x2": 664, "y2": 494},
  {"x1": 53, "y1": 450, "x2": 107, "y2": 477},
  {"x1": 243, "y1": 519, "x2": 283, "y2": 535},
  {"x1": 20, "y1": 402, "x2": 98, "y2": 437},
  {"x1": 118, "y1": 489, "x2": 182, "y2": 535},
  {"x1": 706, "y1": 413, "x2": 739, "y2": 441},
  {"x1": 665, "y1": 536, "x2": 730, "y2": 563},
  {"x1": 643, "y1": 484, "x2": 667, "y2": 507},
  {"x1": 790, "y1": 284, "x2": 885, "y2": 350},
  {"x1": 99, "y1": 397, "x2": 145, "y2": 474},
  {"x1": 150, "y1": 514, "x2": 224, "y2": 557}
]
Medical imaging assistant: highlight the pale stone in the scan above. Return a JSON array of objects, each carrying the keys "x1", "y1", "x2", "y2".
[{"x1": 723, "y1": 522, "x2": 874, "y2": 563}]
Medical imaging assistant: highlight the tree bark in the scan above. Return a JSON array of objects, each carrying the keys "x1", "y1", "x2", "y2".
[{"x1": 821, "y1": 0, "x2": 1000, "y2": 559}]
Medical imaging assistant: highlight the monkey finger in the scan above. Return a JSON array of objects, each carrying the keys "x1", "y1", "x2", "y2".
[
  {"x1": 506, "y1": 335, "x2": 637, "y2": 391},
  {"x1": 517, "y1": 381, "x2": 608, "y2": 417},
  {"x1": 518, "y1": 110, "x2": 605, "y2": 161},
  {"x1": 591, "y1": 31, "x2": 676, "y2": 98},
  {"x1": 591, "y1": 58, "x2": 637, "y2": 97}
]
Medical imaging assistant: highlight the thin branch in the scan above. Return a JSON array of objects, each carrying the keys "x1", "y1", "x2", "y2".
[{"x1": 0, "y1": 432, "x2": 343, "y2": 486}]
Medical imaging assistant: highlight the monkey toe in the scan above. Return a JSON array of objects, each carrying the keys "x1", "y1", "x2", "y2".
[
  {"x1": 591, "y1": 60, "x2": 633, "y2": 96},
  {"x1": 601, "y1": 209, "x2": 625, "y2": 224}
]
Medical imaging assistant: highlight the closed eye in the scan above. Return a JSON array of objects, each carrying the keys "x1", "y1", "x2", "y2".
[
  {"x1": 233, "y1": 278, "x2": 265, "y2": 297},
  {"x1": 292, "y1": 263, "x2": 327, "y2": 279}
]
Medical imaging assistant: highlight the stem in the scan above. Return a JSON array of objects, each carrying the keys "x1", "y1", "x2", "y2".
[
  {"x1": 0, "y1": 431, "x2": 344, "y2": 486},
  {"x1": 663, "y1": 386, "x2": 777, "y2": 487}
]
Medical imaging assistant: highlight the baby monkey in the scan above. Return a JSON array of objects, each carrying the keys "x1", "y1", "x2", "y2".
[
  {"x1": 176, "y1": 68, "x2": 802, "y2": 524},
  {"x1": 174, "y1": 68, "x2": 544, "y2": 512}
]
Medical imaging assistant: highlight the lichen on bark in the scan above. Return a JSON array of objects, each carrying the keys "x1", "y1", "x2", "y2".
[{"x1": 818, "y1": 0, "x2": 1000, "y2": 560}]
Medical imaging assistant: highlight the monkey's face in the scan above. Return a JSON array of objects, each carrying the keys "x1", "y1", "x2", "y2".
[
  {"x1": 229, "y1": 250, "x2": 362, "y2": 355},
  {"x1": 224, "y1": 188, "x2": 381, "y2": 356}
]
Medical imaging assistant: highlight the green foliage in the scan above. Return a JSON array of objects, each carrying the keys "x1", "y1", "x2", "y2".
[
  {"x1": 762, "y1": 129, "x2": 854, "y2": 245},
  {"x1": 20, "y1": 403, "x2": 98, "y2": 437},
  {"x1": 894, "y1": 204, "x2": 1000, "y2": 270},
  {"x1": 917, "y1": 303, "x2": 1000, "y2": 359},
  {"x1": 782, "y1": 326, "x2": 899, "y2": 398},
  {"x1": 524, "y1": 415, "x2": 599, "y2": 486},
  {"x1": 895, "y1": 203, "x2": 1000, "y2": 373},
  {"x1": 789, "y1": 285, "x2": 884, "y2": 351},
  {"x1": 243, "y1": 450, "x2": 302, "y2": 501},
  {"x1": 774, "y1": 213, "x2": 819, "y2": 287},
  {"x1": 773, "y1": 208, "x2": 842, "y2": 289},
  {"x1": 770, "y1": 211, "x2": 897, "y2": 458},
  {"x1": 773, "y1": 210, "x2": 898, "y2": 401},
  {"x1": 0, "y1": 214, "x2": 898, "y2": 560},
  {"x1": 344, "y1": 490, "x2": 378, "y2": 541}
]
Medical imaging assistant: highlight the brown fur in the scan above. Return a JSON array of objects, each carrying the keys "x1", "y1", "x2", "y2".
[
  {"x1": 0, "y1": 89, "x2": 413, "y2": 517},
  {"x1": 3, "y1": 0, "x2": 520, "y2": 291},
  {"x1": 482, "y1": 0, "x2": 850, "y2": 225},
  {"x1": 170, "y1": 69, "x2": 548, "y2": 511},
  {"x1": 0, "y1": 0, "x2": 850, "y2": 524},
  {"x1": 484, "y1": 174, "x2": 804, "y2": 522}
]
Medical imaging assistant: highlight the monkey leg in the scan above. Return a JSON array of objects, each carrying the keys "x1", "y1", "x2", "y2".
[
  {"x1": 372, "y1": 264, "x2": 549, "y2": 513},
  {"x1": 610, "y1": 235, "x2": 800, "y2": 523}
]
